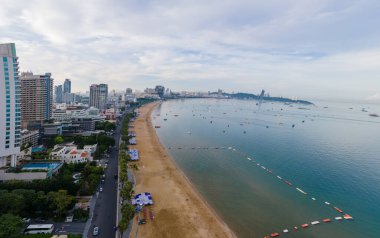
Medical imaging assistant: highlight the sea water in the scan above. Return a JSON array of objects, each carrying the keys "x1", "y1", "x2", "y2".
[{"x1": 151, "y1": 99, "x2": 380, "y2": 238}]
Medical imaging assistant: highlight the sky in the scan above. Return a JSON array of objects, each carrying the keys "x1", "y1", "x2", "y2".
[{"x1": 1, "y1": 0, "x2": 380, "y2": 102}]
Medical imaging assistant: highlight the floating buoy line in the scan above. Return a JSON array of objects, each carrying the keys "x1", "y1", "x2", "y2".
[{"x1": 167, "y1": 146, "x2": 354, "y2": 236}]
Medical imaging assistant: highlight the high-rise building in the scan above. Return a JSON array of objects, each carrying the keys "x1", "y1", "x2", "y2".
[
  {"x1": 0, "y1": 43, "x2": 21, "y2": 167},
  {"x1": 63, "y1": 78, "x2": 71, "y2": 94},
  {"x1": 20, "y1": 72, "x2": 54, "y2": 128},
  {"x1": 126, "y1": 88, "x2": 133, "y2": 95},
  {"x1": 155, "y1": 85, "x2": 165, "y2": 98},
  {"x1": 89, "y1": 84, "x2": 108, "y2": 110},
  {"x1": 54, "y1": 85, "x2": 63, "y2": 103}
]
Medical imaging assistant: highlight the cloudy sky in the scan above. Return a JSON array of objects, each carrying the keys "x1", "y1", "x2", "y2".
[{"x1": 1, "y1": 0, "x2": 380, "y2": 102}]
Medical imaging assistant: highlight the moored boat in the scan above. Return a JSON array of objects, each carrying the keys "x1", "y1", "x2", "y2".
[{"x1": 334, "y1": 207, "x2": 343, "y2": 213}]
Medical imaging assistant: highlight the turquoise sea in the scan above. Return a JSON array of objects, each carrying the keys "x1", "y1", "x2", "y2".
[{"x1": 151, "y1": 99, "x2": 380, "y2": 238}]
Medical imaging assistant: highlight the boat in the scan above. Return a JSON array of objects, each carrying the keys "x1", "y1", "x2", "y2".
[
  {"x1": 277, "y1": 176, "x2": 282, "y2": 180},
  {"x1": 283, "y1": 229, "x2": 289, "y2": 233},
  {"x1": 163, "y1": 118, "x2": 167, "y2": 121},
  {"x1": 311, "y1": 197, "x2": 316, "y2": 201},
  {"x1": 311, "y1": 221, "x2": 320, "y2": 225},
  {"x1": 301, "y1": 224, "x2": 309, "y2": 228},
  {"x1": 343, "y1": 214, "x2": 353, "y2": 220},
  {"x1": 270, "y1": 233, "x2": 280, "y2": 237},
  {"x1": 155, "y1": 126, "x2": 161, "y2": 128},
  {"x1": 369, "y1": 113, "x2": 379, "y2": 117},
  {"x1": 334, "y1": 207, "x2": 343, "y2": 213},
  {"x1": 293, "y1": 226, "x2": 298, "y2": 230},
  {"x1": 335, "y1": 217, "x2": 343, "y2": 220},
  {"x1": 325, "y1": 201, "x2": 330, "y2": 205},
  {"x1": 296, "y1": 188, "x2": 308, "y2": 195},
  {"x1": 284, "y1": 180, "x2": 293, "y2": 186},
  {"x1": 323, "y1": 218, "x2": 331, "y2": 223}
]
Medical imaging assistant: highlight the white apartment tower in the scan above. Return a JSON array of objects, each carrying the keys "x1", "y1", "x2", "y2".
[{"x1": 0, "y1": 43, "x2": 21, "y2": 167}]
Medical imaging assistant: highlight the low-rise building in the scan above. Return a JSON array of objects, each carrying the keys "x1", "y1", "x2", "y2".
[
  {"x1": 21, "y1": 130, "x2": 40, "y2": 148},
  {"x1": 50, "y1": 143, "x2": 97, "y2": 163}
]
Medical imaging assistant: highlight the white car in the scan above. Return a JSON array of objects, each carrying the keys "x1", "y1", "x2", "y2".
[
  {"x1": 65, "y1": 215, "x2": 73, "y2": 222},
  {"x1": 93, "y1": 226, "x2": 99, "y2": 236},
  {"x1": 99, "y1": 187, "x2": 103, "y2": 192}
]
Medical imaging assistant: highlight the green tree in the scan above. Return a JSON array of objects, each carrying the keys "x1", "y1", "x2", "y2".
[
  {"x1": 54, "y1": 136, "x2": 64, "y2": 145},
  {"x1": 48, "y1": 190, "x2": 74, "y2": 217},
  {"x1": 0, "y1": 213, "x2": 23, "y2": 238},
  {"x1": 118, "y1": 218, "x2": 128, "y2": 238},
  {"x1": 121, "y1": 203, "x2": 135, "y2": 221}
]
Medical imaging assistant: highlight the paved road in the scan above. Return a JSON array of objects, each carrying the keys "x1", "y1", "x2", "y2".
[
  {"x1": 88, "y1": 119, "x2": 123, "y2": 238},
  {"x1": 54, "y1": 222, "x2": 86, "y2": 234}
]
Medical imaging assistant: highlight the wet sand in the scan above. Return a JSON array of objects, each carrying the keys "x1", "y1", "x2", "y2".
[{"x1": 129, "y1": 102, "x2": 236, "y2": 238}]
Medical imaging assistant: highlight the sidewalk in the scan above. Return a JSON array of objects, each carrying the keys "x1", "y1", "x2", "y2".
[{"x1": 82, "y1": 193, "x2": 98, "y2": 238}]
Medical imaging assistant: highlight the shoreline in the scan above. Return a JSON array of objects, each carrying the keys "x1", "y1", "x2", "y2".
[{"x1": 130, "y1": 101, "x2": 236, "y2": 238}]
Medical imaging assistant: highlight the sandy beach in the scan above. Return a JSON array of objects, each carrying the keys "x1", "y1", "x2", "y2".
[{"x1": 129, "y1": 102, "x2": 236, "y2": 238}]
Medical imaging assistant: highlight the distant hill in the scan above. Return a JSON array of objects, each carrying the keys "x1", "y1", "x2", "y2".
[{"x1": 211, "y1": 92, "x2": 313, "y2": 105}]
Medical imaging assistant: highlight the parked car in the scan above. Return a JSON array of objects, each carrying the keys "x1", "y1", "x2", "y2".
[
  {"x1": 93, "y1": 226, "x2": 99, "y2": 236},
  {"x1": 99, "y1": 187, "x2": 103, "y2": 192},
  {"x1": 65, "y1": 215, "x2": 73, "y2": 222}
]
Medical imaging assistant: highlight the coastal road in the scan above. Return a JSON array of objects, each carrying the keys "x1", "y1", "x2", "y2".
[{"x1": 88, "y1": 118, "x2": 123, "y2": 238}]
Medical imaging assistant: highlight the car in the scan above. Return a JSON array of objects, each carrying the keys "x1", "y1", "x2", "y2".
[
  {"x1": 93, "y1": 226, "x2": 99, "y2": 236},
  {"x1": 99, "y1": 187, "x2": 103, "y2": 192},
  {"x1": 139, "y1": 219, "x2": 146, "y2": 225},
  {"x1": 65, "y1": 215, "x2": 73, "y2": 222},
  {"x1": 22, "y1": 218, "x2": 31, "y2": 223}
]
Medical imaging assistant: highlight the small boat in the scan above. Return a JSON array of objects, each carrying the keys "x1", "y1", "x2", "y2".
[
  {"x1": 325, "y1": 201, "x2": 330, "y2": 205},
  {"x1": 293, "y1": 226, "x2": 298, "y2": 230},
  {"x1": 323, "y1": 218, "x2": 331, "y2": 223},
  {"x1": 164, "y1": 118, "x2": 167, "y2": 121},
  {"x1": 301, "y1": 224, "x2": 309, "y2": 228},
  {"x1": 369, "y1": 113, "x2": 379, "y2": 117},
  {"x1": 270, "y1": 233, "x2": 280, "y2": 237},
  {"x1": 284, "y1": 180, "x2": 293, "y2": 186},
  {"x1": 296, "y1": 188, "x2": 308, "y2": 195},
  {"x1": 334, "y1": 207, "x2": 343, "y2": 213},
  {"x1": 335, "y1": 217, "x2": 343, "y2": 220},
  {"x1": 283, "y1": 229, "x2": 289, "y2": 233},
  {"x1": 311, "y1": 221, "x2": 320, "y2": 225},
  {"x1": 311, "y1": 197, "x2": 316, "y2": 201},
  {"x1": 343, "y1": 214, "x2": 353, "y2": 220},
  {"x1": 277, "y1": 176, "x2": 282, "y2": 180}
]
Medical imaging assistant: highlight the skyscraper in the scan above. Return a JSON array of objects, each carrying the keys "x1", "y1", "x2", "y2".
[
  {"x1": 155, "y1": 85, "x2": 165, "y2": 98},
  {"x1": 89, "y1": 84, "x2": 108, "y2": 110},
  {"x1": 54, "y1": 85, "x2": 63, "y2": 103},
  {"x1": 20, "y1": 72, "x2": 54, "y2": 128},
  {"x1": 0, "y1": 43, "x2": 21, "y2": 167},
  {"x1": 63, "y1": 78, "x2": 71, "y2": 94}
]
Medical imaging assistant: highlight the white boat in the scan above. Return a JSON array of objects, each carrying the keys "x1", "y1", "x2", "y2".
[
  {"x1": 311, "y1": 221, "x2": 320, "y2": 225},
  {"x1": 277, "y1": 176, "x2": 282, "y2": 180},
  {"x1": 283, "y1": 229, "x2": 289, "y2": 233},
  {"x1": 312, "y1": 197, "x2": 316, "y2": 201},
  {"x1": 325, "y1": 201, "x2": 330, "y2": 205},
  {"x1": 296, "y1": 188, "x2": 308, "y2": 195},
  {"x1": 335, "y1": 217, "x2": 343, "y2": 220}
]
